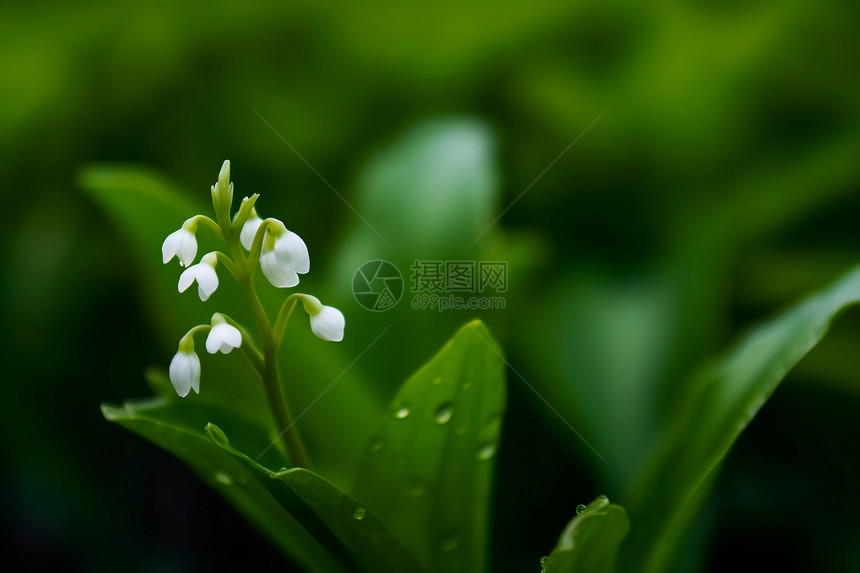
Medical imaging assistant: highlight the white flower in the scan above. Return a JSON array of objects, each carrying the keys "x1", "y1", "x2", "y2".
[
  {"x1": 310, "y1": 306, "x2": 345, "y2": 342},
  {"x1": 300, "y1": 295, "x2": 345, "y2": 342},
  {"x1": 162, "y1": 224, "x2": 198, "y2": 267},
  {"x1": 178, "y1": 253, "x2": 219, "y2": 301},
  {"x1": 260, "y1": 224, "x2": 310, "y2": 288},
  {"x1": 206, "y1": 323, "x2": 242, "y2": 354},
  {"x1": 169, "y1": 350, "x2": 201, "y2": 397},
  {"x1": 240, "y1": 213, "x2": 264, "y2": 251}
]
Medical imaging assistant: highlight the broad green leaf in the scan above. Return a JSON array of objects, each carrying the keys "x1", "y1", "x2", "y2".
[
  {"x1": 353, "y1": 320, "x2": 506, "y2": 573},
  {"x1": 101, "y1": 396, "x2": 345, "y2": 573},
  {"x1": 624, "y1": 262, "x2": 860, "y2": 573},
  {"x1": 81, "y1": 164, "x2": 382, "y2": 486},
  {"x1": 543, "y1": 496, "x2": 630, "y2": 573},
  {"x1": 206, "y1": 423, "x2": 427, "y2": 573}
]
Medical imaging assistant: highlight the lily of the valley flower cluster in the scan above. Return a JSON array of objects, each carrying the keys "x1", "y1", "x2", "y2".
[{"x1": 161, "y1": 160, "x2": 345, "y2": 397}]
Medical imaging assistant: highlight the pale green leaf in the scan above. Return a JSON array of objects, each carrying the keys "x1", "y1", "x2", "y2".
[{"x1": 353, "y1": 320, "x2": 506, "y2": 573}]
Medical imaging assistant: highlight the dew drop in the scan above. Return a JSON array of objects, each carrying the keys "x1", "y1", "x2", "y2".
[
  {"x1": 477, "y1": 442, "x2": 497, "y2": 460},
  {"x1": 434, "y1": 402, "x2": 454, "y2": 425},
  {"x1": 576, "y1": 504, "x2": 586, "y2": 515},
  {"x1": 394, "y1": 405, "x2": 411, "y2": 419},
  {"x1": 440, "y1": 535, "x2": 460, "y2": 552},
  {"x1": 540, "y1": 555, "x2": 549, "y2": 566},
  {"x1": 369, "y1": 438, "x2": 383, "y2": 452},
  {"x1": 278, "y1": 467, "x2": 287, "y2": 473},
  {"x1": 353, "y1": 506, "x2": 366, "y2": 520},
  {"x1": 214, "y1": 472, "x2": 233, "y2": 485}
]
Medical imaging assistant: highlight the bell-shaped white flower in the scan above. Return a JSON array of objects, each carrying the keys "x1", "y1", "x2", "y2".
[
  {"x1": 162, "y1": 220, "x2": 199, "y2": 267},
  {"x1": 311, "y1": 306, "x2": 345, "y2": 342},
  {"x1": 299, "y1": 294, "x2": 345, "y2": 342},
  {"x1": 169, "y1": 349, "x2": 201, "y2": 397},
  {"x1": 206, "y1": 322, "x2": 242, "y2": 354},
  {"x1": 178, "y1": 252, "x2": 219, "y2": 301},
  {"x1": 260, "y1": 222, "x2": 310, "y2": 288},
  {"x1": 240, "y1": 212, "x2": 264, "y2": 251}
]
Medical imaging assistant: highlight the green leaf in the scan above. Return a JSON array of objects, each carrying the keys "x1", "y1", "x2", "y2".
[
  {"x1": 543, "y1": 496, "x2": 630, "y2": 573},
  {"x1": 624, "y1": 262, "x2": 860, "y2": 572},
  {"x1": 353, "y1": 320, "x2": 506, "y2": 573},
  {"x1": 206, "y1": 423, "x2": 428, "y2": 573},
  {"x1": 100, "y1": 397, "x2": 347, "y2": 573}
]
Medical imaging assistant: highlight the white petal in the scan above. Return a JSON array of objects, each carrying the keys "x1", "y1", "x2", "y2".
[
  {"x1": 178, "y1": 267, "x2": 195, "y2": 293},
  {"x1": 222, "y1": 324, "x2": 242, "y2": 348},
  {"x1": 274, "y1": 230, "x2": 310, "y2": 274},
  {"x1": 176, "y1": 231, "x2": 198, "y2": 267},
  {"x1": 261, "y1": 250, "x2": 300, "y2": 288},
  {"x1": 169, "y1": 351, "x2": 200, "y2": 397},
  {"x1": 162, "y1": 228, "x2": 198, "y2": 266},
  {"x1": 240, "y1": 216, "x2": 264, "y2": 251},
  {"x1": 310, "y1": 306, "x2": 345, "y2": 342},
  {"x1": 162, "y1": 230, "x2": 181, "y2": 264},
  {"x1": 206, "y1": 323, "x2": 242, "y2": 354},
  {"x1": 195, "y1": 265, "x2": 219, "y2": 301}
]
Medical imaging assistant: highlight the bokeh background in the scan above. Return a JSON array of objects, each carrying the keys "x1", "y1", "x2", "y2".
[{"x1": 2, "y1": 1, "x2": 859, "y2": 571}]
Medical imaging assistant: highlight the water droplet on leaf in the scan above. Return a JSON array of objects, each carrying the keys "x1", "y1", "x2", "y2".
[
  {"x1": 394, "y1": 405, "x2": 411, "y2": 419},
  {"x1": 434, "y1": 402, "x2": 454, "y2": 424},
  {"x1": 214, "y1": 472, "x2": 233, "y2": 485},
  {"x1": 353, "y1": 506, "x2": 366, "y2": 520},
  {"x1": 576, "y1": 504, "x2": 586, "y2": 515},
  {"x1": 477, "y1": 443, "x2": 497, "y2": 460}
]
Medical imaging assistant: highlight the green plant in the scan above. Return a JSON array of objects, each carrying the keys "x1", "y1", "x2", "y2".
[{"x1": 89, "y1": 148, "x2": 860, "y2": 573}]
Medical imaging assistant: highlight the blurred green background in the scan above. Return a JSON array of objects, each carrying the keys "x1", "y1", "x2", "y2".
[{"x1": 2, "y1": 1, "x2": 859, "y2": 571}]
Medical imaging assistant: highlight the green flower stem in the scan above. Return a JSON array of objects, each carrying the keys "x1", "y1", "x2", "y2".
[
  {"x1": 179, "y1": 324, "x2": 211, "y2": 350},
  {"x1": 213, "y1": 251, "x2": 239, "y2": 279},
  {"x1": 232, "y1": 346, "x2": 265, "y2": 393},
  {"x1": 272, "y1": 294, "x2": 300, "y2": 347},
  {"x1": 189, "y1": 215, "x2": 224, "y2": 240},
  {"x1": 225, "y1": 236, "x2": 310, "y2": 469},
  {"x1": 218, "y1": 314, "x2": 265, "y2": 393}
]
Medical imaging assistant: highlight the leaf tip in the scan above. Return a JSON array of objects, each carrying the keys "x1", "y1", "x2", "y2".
[
  {"x1": 205, "y1": 422, "x2": 230, "y2": 448},
  {"x1": 100, "y1": 402, "x2": 129, "y2": 421}
]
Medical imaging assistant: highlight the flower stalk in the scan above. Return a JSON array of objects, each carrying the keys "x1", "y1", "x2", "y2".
[{"x1": 160, "y1": 160, "x2": 344, "y2": 469}]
